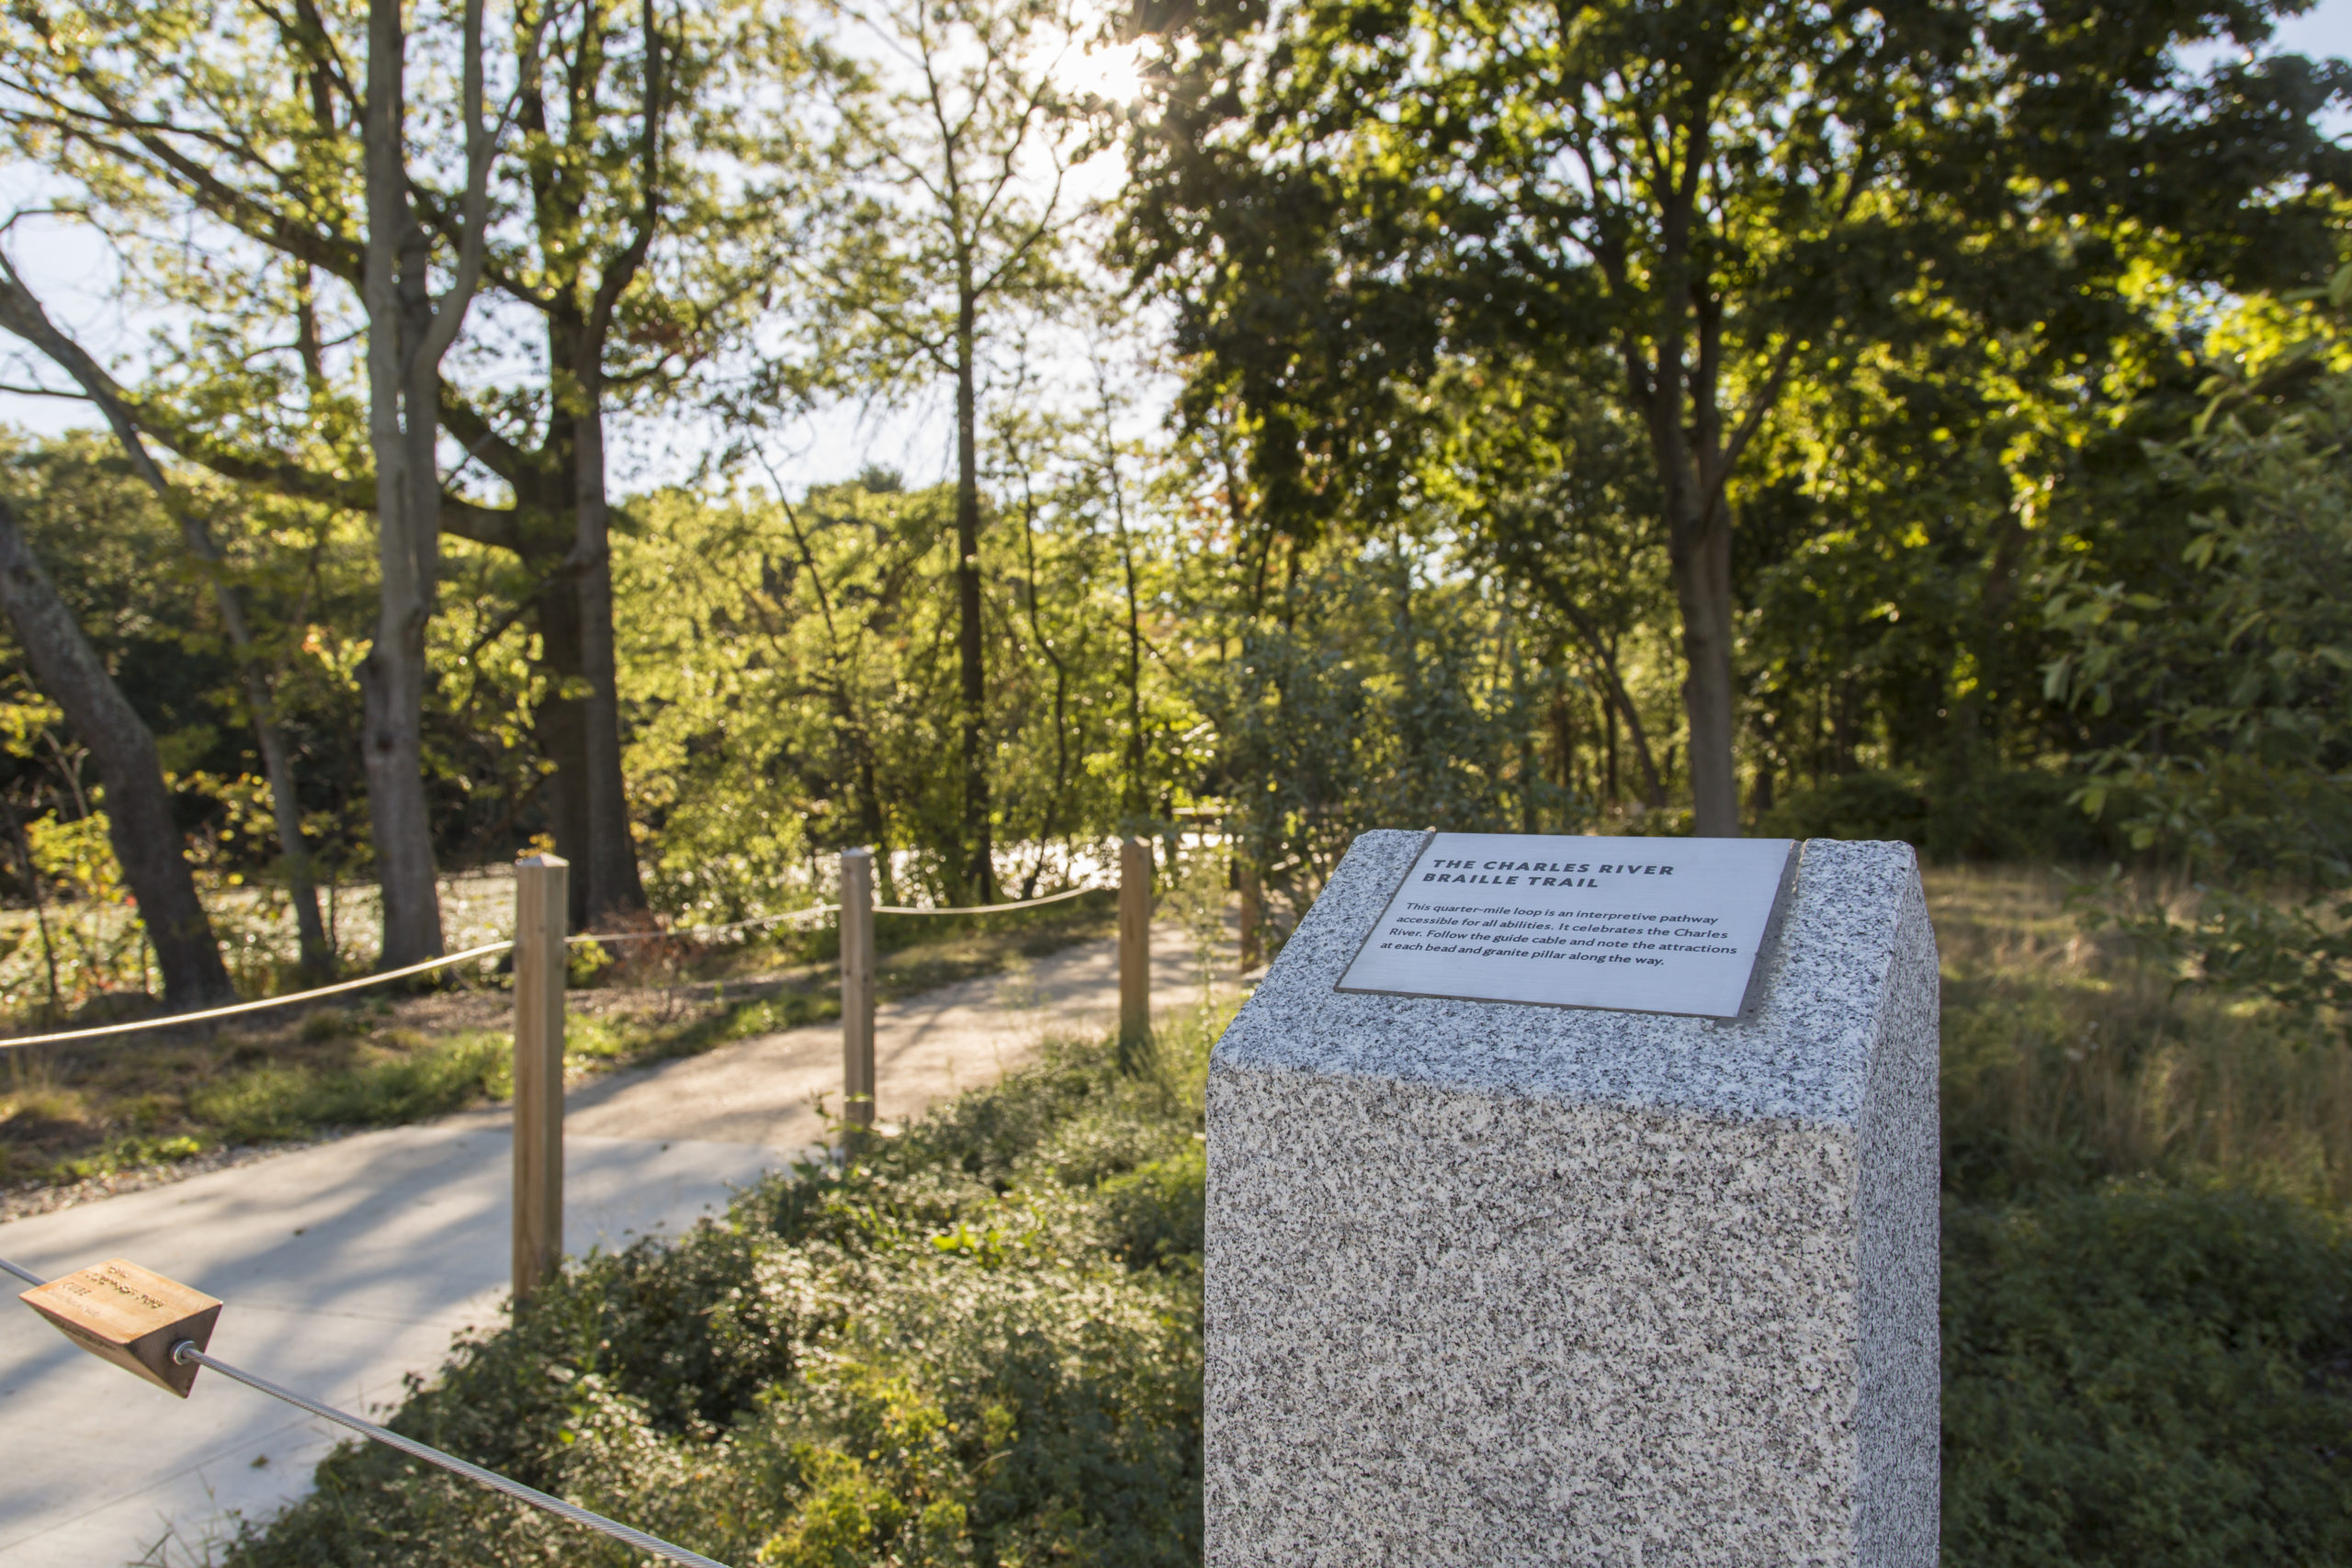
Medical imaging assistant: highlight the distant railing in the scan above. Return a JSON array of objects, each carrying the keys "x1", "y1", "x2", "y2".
[{"x1": 0, "y1": 878, "x2": 1110, "y2": 1052}]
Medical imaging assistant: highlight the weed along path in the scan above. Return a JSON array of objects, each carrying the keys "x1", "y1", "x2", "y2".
[{"x1": 0, "y1": 920, "x2": 1216, "y2": 1567}]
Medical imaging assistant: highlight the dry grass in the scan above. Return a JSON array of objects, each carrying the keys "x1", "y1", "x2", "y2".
[{"x1": 1929, "y1": 863, "x2": 2352, "y2": 1207}]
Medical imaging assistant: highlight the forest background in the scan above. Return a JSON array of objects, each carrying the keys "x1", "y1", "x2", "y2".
[{"x1": 0, "y1": 0, "x2": 2347, "y2": 1041}]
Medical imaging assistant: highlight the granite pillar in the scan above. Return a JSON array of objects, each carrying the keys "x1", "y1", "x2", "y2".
[{"x1": 1205, "y1": 830, "x2": 1939, "y2": 1566}]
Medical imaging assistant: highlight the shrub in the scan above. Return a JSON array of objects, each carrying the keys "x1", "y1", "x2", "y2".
[
  {"x1": 224, "y1": 1021, "x2": 1215, "y2": 1568},
  {"x1": 1943, "y1": 1183, "x2": 2352, "y2": 1567},
  {"x1": 222, "y1": 980, "x2": 2352, "y2": 1566}
]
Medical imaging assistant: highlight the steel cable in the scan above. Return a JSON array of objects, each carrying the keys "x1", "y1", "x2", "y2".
[{"x1": 3, "y1": 1254, "x2": 731, "y2": 1568}]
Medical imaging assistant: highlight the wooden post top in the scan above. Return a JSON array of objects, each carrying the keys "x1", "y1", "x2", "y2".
[{"x1": 19, "y1": 1258, "x2": 222, "y2": 1398}]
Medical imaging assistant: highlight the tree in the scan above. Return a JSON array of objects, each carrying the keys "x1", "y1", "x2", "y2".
[
  {"x1": 352, "y1": 0, "x2": 503, "y2": 964},
  {"x1": 0, "y1": 259, "x2": 336, "y2": 976},
  {"x1": 444, "y1": 0, "x2": 836, "y2": 928},
  {"x1": 0, "y1": 0, "x2": 516, "y2": 964},
  {"x1": 2051, "y1": 341, "x2": 2352, "y2": 1027},
  {"x1": 1446, "y1": 357, "x2": 1671, "y2": 811},
  {"x1": 0, "y1": 494, "x2": 232, "y2": 1007},
  {"x1": 818, "y1": 0, "x2": 1096, "y2": 900},
  {"x1": 1125, "y1": 0, "x2": 2351, "y2": 834}
]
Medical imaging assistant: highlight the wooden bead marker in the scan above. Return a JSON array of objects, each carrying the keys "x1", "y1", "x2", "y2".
[{"x1": 18, "y1": 1258, "x2": 221, "y2": 1397}]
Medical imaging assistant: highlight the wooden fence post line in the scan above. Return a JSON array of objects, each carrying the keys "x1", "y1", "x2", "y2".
[
  {"x1": 840, "y1": 848, "x2": 876, "y2": 1142},
  {"x1": 1120, "y1": 837, "x2": 1152, "y2": 1047},
  {"x1": 512, "y1": 854, "x2": 568, "y2": 1305},
  {"x1": 1238, "y1": 858, "x2": 1262, "y2": 973}
]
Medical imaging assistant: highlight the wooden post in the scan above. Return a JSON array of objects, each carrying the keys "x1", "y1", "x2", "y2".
[
  {"x1": 1120, "y1": 837, "x2": 1152, "y2": 1049},
  {"x1": 1238, "y1": 858, "x2": 1263, "y2": 973},
  {"x1": 512, "y1": 854, "x2": 567, "y2": 1305},
  {"x1": 840, "y1": 847, "x2": 876, "y2": 1142}
]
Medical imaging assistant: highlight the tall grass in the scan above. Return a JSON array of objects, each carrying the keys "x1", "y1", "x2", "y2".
[
  {"x1": 1932, "y1": 866, "x2": 2352, "y2": 1565},
  {"x1": 1930, "y1": 864, "x2": 2352, "y2": 1206}
]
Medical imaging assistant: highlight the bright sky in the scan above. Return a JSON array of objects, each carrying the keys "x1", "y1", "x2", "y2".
[
  {"x1": 2253, "y1": 0, "x2": 2352, "y2": 62},
  {"x1": 0, "y1": 6, "x2": 2346, "y2": 497}
]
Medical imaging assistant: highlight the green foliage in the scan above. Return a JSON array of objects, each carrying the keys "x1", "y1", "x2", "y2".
[
  {"x1": 618, "y1": 477, "x2": 1173, "y2": 918},
  {"x1": 1758, "y1": 768, "x2": 2114, "y2": 863},
  {"x1": 1207, "y1": 545, "x2": 1566, "y2": 931},
  {"x1": 1125, "y1": 0, "x2": 2352, "y2": 832},
  {"x1": 45, "y1": 1132, "x2": 205, "y2": 1183},
  {"x1": 2050, "y1": 361, "x2": 2352, "y2": 1027},
  {"x1": 196, "y1": 876, "x2": 2352, "y2": 1565},
  {"x1": 1096, "y1": 1146, "x2": 1205, "y2": 1271},
  {"x1": 1943, "y1": 1185, "x2": 2352, "y2": 1567},
  {"x1": 0, "y1": 433, "x2": 238, "y2": 762},
  {"x1": 224, "y1": 1015, "x2": 1218, "y2": 1568}
]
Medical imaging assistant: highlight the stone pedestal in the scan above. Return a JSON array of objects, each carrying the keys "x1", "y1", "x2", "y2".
[{"x1": 1206, "y1": 831, "x2": 1939, "y2": 1567}]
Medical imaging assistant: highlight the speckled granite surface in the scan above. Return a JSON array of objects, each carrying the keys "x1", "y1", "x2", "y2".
[{"x1": 1205, "y1": 830, "x2": 1939, "y2": 1567}]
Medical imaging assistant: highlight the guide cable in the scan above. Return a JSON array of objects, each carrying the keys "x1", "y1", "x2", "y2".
[{"x1": 1, "y1": 1253, "x2": 732, "y2": 1568}]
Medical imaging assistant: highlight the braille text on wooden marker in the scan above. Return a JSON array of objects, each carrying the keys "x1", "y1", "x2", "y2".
[{"x1": 19, "y1": 1258, "x2": 221, "y2": 1397}]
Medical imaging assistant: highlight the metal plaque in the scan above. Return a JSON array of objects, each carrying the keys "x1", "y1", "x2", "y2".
[{"x1": 1336, "y1": 832, "x2": 1799, "y2": 1019}]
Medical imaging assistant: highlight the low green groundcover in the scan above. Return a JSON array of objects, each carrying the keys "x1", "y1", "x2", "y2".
[
  {"x1": 1943, "y1": 1184, "x2": 2352, "y2": 1566},
  {"x1": 226, "y1": 1025, "x2": 1208, "y2": 1568},
  {"x1": 227, "y1": 1023, "x2": 2352, "y2": 1566}
]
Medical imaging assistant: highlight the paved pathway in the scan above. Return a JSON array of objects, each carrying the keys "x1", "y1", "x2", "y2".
[{"x1": 0, "y1": 922, "x2": 1214, "y2": 1566}]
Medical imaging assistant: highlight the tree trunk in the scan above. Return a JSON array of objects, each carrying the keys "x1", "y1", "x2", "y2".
[
  {"x1": 1, "y1": 797, "x2": 62, "y2": 1016},
  {"x1": 1508, "y1": 617, "x2": 1533, "y2": 833},
  {"x1": 0, "y1": 496, "x2": 232, "y2": 1007},
  {"x1": 1626, "y1": 197, "x2": 1746, "y2": 840},
  {"x1": 356, "y1": 96, "x2": 446, "y2": 971},
  {"x1": 1668, "y1": 507, "x2": 1739, "y2": 837},
  {"x1": 953, "y1": 274, "x2": 993, "y2": 903},
  {"x1": 355, "y1": 619, "x2": 439, "y2": 966},
  {"x1": 1604, "y1": 687, "x2": 1619, "y2": 807},
  {"x1": 357, "y1": 0, "x2": 494, "y2": 967},
  {"x1": 1014, "y1": 475, "x2": 1071, "y2": 875},
  {"x1": 1951, "y1": 507, "x2": 2030, "y2": 772},
  {"x1": 500, "y1": 0, "x2": 658, "y2": 932},
  {"x1": 1549, "y1": 691, "x2": 1574, "y2": 798},
  {"x1": 180, "y1": 526, "x2": 332, "y2": 976},
  {"x1": 571, "y1": 398, "x2": 646, "y2": 927},
  {"x1": 246, "y1": 689, "x2": 332, "y2": 974},
  {"x1": 0, "y1": 269, "x2": 334, "y2": 976},
  {"x1": 1114, "y1": 480, "x2": 1146, "y2": 821},
  {"x1": 513, "y1": 355, "x2": 594, "y2": 930},
  {"x1": 1832, "y1": 677, "x2": 1859, "y2": 774},
  {"x1": 1545, "y1": 588, "x2": 1666, "y2": 809},
  {"x1": 531, "y1": 560, "x2": 594, "y2": 929}
]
